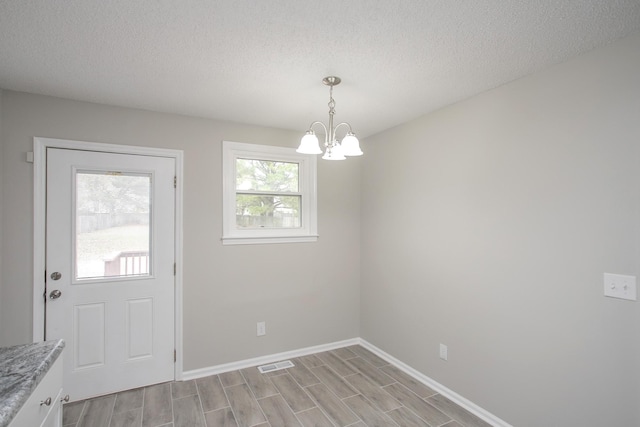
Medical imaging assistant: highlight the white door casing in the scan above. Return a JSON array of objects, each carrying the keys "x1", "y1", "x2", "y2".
[{"x1": 32, "y1": 138, "x2": 184, "y2": 400}]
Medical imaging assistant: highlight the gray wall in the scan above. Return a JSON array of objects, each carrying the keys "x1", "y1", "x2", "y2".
[
  {"x1": 0, "y1": 91, "x2": 361, "y2": 370},
  {"x1": 360, "y1": 33, "x2": 640, "y2": 426}
]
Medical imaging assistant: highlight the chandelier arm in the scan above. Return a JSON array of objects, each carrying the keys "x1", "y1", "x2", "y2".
[
  {"x1": 307, "y1": 121, "x2": 329, "y2": 146},
  {"x1": 333, "y1": 122, "x2": 355, "y2": 137}
]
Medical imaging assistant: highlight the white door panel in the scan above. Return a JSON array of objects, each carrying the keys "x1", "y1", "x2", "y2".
[{"x1": 45, "y1": 148, "x2": 175, "y2": 400}]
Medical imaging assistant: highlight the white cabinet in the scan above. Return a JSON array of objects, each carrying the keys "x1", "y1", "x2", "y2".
[
  {"x1": 40, "y1": 394, "x2": 62, "y2": 427},
  {"x1": 9, "y1": 355, "x2": 64, "y2": 427}
]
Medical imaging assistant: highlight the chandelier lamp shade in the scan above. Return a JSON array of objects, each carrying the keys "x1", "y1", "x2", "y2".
[{"x1": 297, "y1": 76, "x2": 363, "y2": 160}]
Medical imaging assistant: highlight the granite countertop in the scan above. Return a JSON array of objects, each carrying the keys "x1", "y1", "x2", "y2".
[{"x1": 0, "y1": 339, "x2": 65, "y2": 427}]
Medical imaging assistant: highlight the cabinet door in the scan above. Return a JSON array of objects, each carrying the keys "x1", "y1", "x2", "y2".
[
  {"x1": 40, "y1": 390, "x2": 63, "y2": 427},
  {"x1": 9, "y1": 356, "x2": 63, "y2": 427}
]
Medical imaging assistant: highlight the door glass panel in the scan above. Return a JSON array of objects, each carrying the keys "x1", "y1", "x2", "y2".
[{"x1": 75, "y1": 171, "x2": 151, "y2": 280}]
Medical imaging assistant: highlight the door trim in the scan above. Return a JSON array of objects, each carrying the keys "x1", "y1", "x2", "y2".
[{"x1": 33, "y1": 137, "x2": 185, "y2": 380}]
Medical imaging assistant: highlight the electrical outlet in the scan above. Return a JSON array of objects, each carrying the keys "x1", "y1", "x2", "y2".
[
  {"x1": 439, "y1": 344, "x2": 448, "y2": 361},
  {"x1": 257, "y1": 321, "x2": 266, "y2": 336},
  {"x1": 604, "y1": 273, "x2": 637, "y2": 301}
]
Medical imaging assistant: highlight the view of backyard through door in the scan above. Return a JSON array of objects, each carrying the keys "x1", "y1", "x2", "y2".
[
  {"x1": 75, "y1": 172, "x2": 151, "y2": 279},
  {"x1": 45, "y1": 147, "x2": 176, "y2": 402}
]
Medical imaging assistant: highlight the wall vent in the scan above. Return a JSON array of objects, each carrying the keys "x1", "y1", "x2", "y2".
[{"x1": 257, "y1": 360, "x2": 294, "y2": 374}]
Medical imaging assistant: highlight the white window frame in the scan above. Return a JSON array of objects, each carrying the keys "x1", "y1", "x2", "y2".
[{"x1": 222, "y1": 141, "x2": 318, "y2": 245}]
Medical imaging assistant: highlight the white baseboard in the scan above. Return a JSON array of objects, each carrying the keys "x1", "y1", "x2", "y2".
[
  {"x1": 182, "y1": 338, "x2": 359, "y2": 380},
  {"x1": 358, "y1": 338, "x2": 513, "y2": 427},
  {"x1": 182, "y1": 337, "x2": 511, "y2": 427}
]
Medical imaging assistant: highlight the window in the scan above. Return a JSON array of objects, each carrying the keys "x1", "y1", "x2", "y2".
[
  {"x1": 222, "y1": 141, "x2": 317, "y2": 244},
  {"x1": 75, "y1": 171, "x2": 152, "y2": 280}
]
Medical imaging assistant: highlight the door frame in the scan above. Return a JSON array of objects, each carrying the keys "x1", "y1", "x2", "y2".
[{"x1": 32, "y1": 136, "x2": 185, "y2": 381}]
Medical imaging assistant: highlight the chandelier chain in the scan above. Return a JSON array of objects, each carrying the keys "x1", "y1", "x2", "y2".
[{"x1": 328, "y1": 85, "x2": 336, "y2": 112}]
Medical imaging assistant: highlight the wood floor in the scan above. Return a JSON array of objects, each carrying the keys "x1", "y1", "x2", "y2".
[{"x1": 62, "y1": 345, "x2": 491, "y2": 427}]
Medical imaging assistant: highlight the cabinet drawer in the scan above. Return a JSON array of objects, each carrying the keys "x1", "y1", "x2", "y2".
[{"x1": 9, "y1": 355, "x2": 63, "y2": 427}]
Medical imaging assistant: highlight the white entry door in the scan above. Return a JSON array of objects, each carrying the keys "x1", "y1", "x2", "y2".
[{"x1": 45, "y1": 147, "x2": 175, "y2": 400}]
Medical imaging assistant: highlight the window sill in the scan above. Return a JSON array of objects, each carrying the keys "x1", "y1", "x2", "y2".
[{"x1": 222, "y1": 235, "x2": 319, "y2": 245}]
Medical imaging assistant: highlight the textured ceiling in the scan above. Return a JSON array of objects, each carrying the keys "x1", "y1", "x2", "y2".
[{"x1": 1, "y1": 1, "x2": 640, "y2": 137}]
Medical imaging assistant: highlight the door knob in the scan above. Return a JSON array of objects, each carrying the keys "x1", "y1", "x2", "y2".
[{"x1": 49, "y1": 290, "x2": 62, "y2": 300}]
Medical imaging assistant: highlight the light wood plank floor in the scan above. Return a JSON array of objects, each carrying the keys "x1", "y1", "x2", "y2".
[{"x1": 62, "y1": 345, "x2": 491, "y2": 427}]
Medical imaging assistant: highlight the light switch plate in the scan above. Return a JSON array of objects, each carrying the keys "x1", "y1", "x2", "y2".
[{"x1": 604, "y1": 273, "x2": 637, "y2": 301}]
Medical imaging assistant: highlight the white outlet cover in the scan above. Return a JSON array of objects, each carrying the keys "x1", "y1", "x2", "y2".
[
  {"x1": 439, "y1": 344, "x2": 448, "y2": 361},
  {"x1": 257, "y1": 321, "x2": 266, "y2": 336},
  {"x1": 603, "y1": 273, "x2": 637, "y2": 301}
]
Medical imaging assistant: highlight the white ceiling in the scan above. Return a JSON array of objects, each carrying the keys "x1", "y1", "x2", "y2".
[{"x1": 1, "y1": 1, "x2": 640, "y2": 138}]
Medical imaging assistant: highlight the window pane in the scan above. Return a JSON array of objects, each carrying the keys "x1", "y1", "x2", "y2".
[
  {"x1": 236, "y1": 159, "x2": 298, "y2": 192},
  {"x1": 236, "y1": 194, "x2": 301, "y2": 228},
  {"x1": 75, "y1": 172, "x2": 151, "y2": 280}
]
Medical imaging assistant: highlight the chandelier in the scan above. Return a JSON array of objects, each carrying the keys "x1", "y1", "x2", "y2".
[{"x1": 297, "y1": 76, "x2": 363, "y2": 160}]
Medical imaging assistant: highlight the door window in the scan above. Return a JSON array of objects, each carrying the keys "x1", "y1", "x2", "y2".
[{"x1": 75, "y1": 171, "x2": 152, "y2": 280}]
